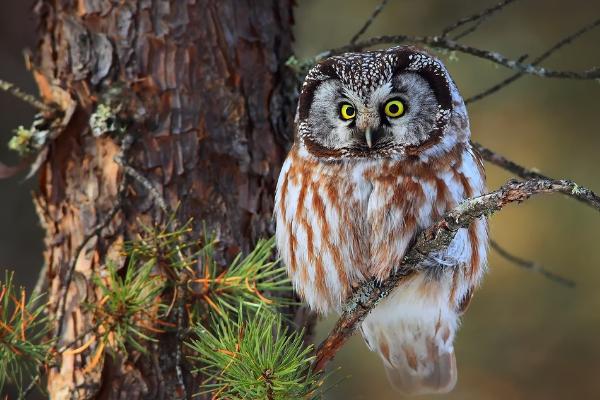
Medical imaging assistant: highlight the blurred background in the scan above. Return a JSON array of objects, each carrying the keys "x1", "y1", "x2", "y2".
[{"x1": 1, "y1": 1, "x2": 599, "y2": 399}]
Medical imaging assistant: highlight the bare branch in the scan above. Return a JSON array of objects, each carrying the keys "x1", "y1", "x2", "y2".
[
  {"x1": 441, "y1": 0, "x2": 519, "y2": 39},
  {"x1": 466, "y1": 18, "x2": 600, "y2": 103},
  {"x1": 32, "y1": 263, "x2": 49, "y2": 299},
  {"x1": 350, "y1": 0, "x2": 391, "y2": 45},
  {"x1": 490, "y1": 240, "x2": 575, "y2": 287},
  {"x1": 471, "y1": 141, "x2": 600, "y2": 212},
  {"x1": 313, "y1": 178, "x2": 600, "y2": 372},
  {"x1": 0, "y1": 78, "x2": 49, "y2": 111},
  {"x1": 320, "y1": 35, "x2": 600, "y2": 80}
]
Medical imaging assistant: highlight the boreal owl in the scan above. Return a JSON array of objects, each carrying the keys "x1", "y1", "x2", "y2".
[{"x1": 274, "y1": 46, "x2": 488, "y2": 395}]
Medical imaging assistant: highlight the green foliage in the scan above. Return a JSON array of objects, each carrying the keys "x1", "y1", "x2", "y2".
[
  {"x1": 1, "y1": 215, "x2": 317, "y2": 398},
  {"x1": 191, "y1": 236, "x2": 294, "y2": 318},
  {"x1": 187, "y1": 306, "x2": 323, "y2": 400},
  {"x1": 123, "y1": 216, "x2": 196, "y2": 272},
  {"x1": 0, "y1": 271, "x2": 50, "y2": 394},
  {"x1": 125, "y1": 218, "x2": 294, "y2": 320},
  {"x1": 91, "y1": 257, "x2": 166, "y2": 355}
]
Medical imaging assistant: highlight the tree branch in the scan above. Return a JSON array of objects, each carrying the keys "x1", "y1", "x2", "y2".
[
  {"x1": 472, "y1": 141, "x2": 600, "y2": 212},
  {"x1": 349, "y1": 0, "x2": 391, "y2": 45},
  {"x1": 490, "y1": 240, "x2": 575, "y2": 287},
  {"x1": 441, "y1": 0, "x2": 519, "y2": 39},
  {"x1": 0, "y1": 78, "x2": 49, "y2": 111},
  {"x1": 466, "y1": 18, "x2": 600, "y2": 103},
  {"x1": 313, "y1": 178, "x2": 600, "y2": 372},
  {"x1": 318, "y1": 35, "x2": 600, "y2": 80}
]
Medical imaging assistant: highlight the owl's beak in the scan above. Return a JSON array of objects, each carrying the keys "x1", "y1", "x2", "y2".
[{"x1": 365, "y1": 128, "x2": 373, "y2": 148}]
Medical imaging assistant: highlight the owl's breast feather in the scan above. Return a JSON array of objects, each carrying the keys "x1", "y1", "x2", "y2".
[{"x1": 274, "y1": 144, "x2": 487, "y2": 314}]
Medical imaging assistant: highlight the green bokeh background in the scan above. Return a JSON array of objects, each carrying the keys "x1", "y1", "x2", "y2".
[{"x1": 1, "y1": 1, "x2": 599, "y2": 399}]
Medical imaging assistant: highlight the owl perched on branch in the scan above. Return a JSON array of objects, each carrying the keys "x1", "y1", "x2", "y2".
[{"x1": 274, "y1": 46, "x2": 488, "y2": 394}]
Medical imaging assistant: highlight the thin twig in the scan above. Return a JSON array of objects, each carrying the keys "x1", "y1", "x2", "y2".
[
  {"x1": 466, "y1": 18, "x2": 600, "y2": 103},
  {"x1": 174, "y1": 287, "x2": 188, "y2": 400},
  {"x1": 115, "y1": 157, "x2": 169, "y2": 214},
  {"x1": 441, "y1": 0, "x2": 518, "y2": 38},
  {"x1": 20, "y1": 373, "x2": 41, "y2": 400},
  {"x1": 472, "y1": 141, "x2": 600, "y2": 212},
  {"x1": 319, "y1": 34, "x2": 600, "y2": 80},
  {"x1": 490, "y1": 240, "x2": 575, "y2": 287},
  {"x1": 313, "y1": 178, "x2": 600, "y2": 372},
  {"x1": 349, "y1": 0, "x2": 391, "y2": 45},
  {"x1": 452, "y1": 18, "x2": 485, "y2": 41},
  {"x1": 0, "y1": 78, "x2": 49, "y2": 111},
  {"x1": 32, "y1": 263, "x2": 49, "y2": 299}
]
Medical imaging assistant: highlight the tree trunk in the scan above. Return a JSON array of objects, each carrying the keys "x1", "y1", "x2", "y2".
[{"x1": 32, "y1": 1, "x2": 297, "y2": 398}]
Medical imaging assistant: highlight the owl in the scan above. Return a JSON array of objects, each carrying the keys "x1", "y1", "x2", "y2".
[{"x1": 274, "y1": 46, "x2": 488, "y2": 394}]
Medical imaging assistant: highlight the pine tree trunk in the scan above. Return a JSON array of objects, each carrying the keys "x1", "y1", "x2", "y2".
[{"x1": 32, "y1": 1, "x2": 297, "y2": 398}]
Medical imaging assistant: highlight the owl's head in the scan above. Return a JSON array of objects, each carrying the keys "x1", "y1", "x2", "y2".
[{"x1": 296, "y1": 46, "x2": 468, "y2": 161}]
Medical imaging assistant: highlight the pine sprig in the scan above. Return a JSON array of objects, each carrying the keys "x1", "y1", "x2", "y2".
[
  {"x1": 0, "y1": 271, "x2": 50, "y2": 394},
  {"x1": 187, "y1": 306, "x2": 323, "y2": 400},
  {"x1": 89, "y1": 257, "x2": 167, "y2": 356},
  {"x1": 124, "y1": 216, "x2": 197, "y2": 272},
  {"x1": 189, "y1": 237, "x2": 294, "y2": 319}
]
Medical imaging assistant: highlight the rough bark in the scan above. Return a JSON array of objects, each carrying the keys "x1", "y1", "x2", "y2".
[{"x1": 32, "y1": 0, "x2": 297, "y2": 398}]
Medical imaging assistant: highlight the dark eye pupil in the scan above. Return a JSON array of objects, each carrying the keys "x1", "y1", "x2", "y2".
[
  {"x1": 347, "y1": 106, "x2": 355, "y2": 115},
  {"x1": 389, "y1": 104, "x2": 398, "y2": 113}
]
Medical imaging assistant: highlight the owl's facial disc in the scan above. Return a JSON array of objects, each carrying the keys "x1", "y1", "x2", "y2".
[
  {"x1": 297, "y1": 47, "x2": 460, "y2": 160},
  {"x1": 302, "y1": 73, "x2": 438, "y2": 158}
]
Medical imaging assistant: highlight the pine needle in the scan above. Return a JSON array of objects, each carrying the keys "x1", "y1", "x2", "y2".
[
  {"x1": 186, "y1": 306, "x2": 324, "y2": 400},
  {"x1": 0, "y1": 271, "x2": 51, "y2": 395}
]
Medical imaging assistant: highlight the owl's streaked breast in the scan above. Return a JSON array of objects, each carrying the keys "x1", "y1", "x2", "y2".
[{"x1": 274, "y1": 142, "x2": 486, "y2": 314}]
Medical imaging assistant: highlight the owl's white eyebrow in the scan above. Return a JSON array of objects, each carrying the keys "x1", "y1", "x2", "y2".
[
  {"x1": 340, "y1": 88, "x2": 363, "y2": 107},
  {"x1": 369, "y1": 81, "x2": 393, "y2": 105}
]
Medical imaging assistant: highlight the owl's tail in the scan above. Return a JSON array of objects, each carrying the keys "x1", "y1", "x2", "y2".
[{"x1": 360, "y1": 280, "x2": 459, "y2": 395}]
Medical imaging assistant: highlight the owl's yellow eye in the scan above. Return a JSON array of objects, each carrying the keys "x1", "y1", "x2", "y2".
[
  {"x1": 384, "y1": 99, "x2": 405, "y2": 118},
  {"x1": 339, "y1": 103, "x2": 356, "y2": 120}
]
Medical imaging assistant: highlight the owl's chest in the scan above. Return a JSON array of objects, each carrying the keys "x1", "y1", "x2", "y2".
[
  {"x1": 275, "y1": 146, "x2": 486, "y2": 312},
  {"x1": 325, "y1": 162, "x2": 438, "y2": 268}
]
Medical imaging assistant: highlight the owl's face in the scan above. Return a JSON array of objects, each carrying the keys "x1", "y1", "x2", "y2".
[{"x1": 297, "y1": 46, "x2": 461, "y2": 160}]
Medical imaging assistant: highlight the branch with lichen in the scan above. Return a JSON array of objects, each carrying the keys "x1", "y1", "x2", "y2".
[
  {"x1": 312, "y1": 178, "x2": 600, "y2": 372},
  {"x1": 310, "y1": 34, "x2": 600, "y2": 80}
]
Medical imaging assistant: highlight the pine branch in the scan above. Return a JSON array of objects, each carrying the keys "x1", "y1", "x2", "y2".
[
  {"x1": 90, "y1": 258, "x2": 167, "y2": 356},
  {"x1": 0, "y1": 272, "x2": 51, "y2": 395},
  {"x1": 187, "y1": 306, "x2": 323, "y2": 400},
  {"x1": 313, "y1": 178, "x2": 600, "y2": 372},
  {"x1": 187, "y1": 237, "x2": 294, "y2": 318}
]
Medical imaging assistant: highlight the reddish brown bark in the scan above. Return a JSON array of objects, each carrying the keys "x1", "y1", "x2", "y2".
[{"x1": 32, "y1": 1, "x2": 297, "y2": 398}]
